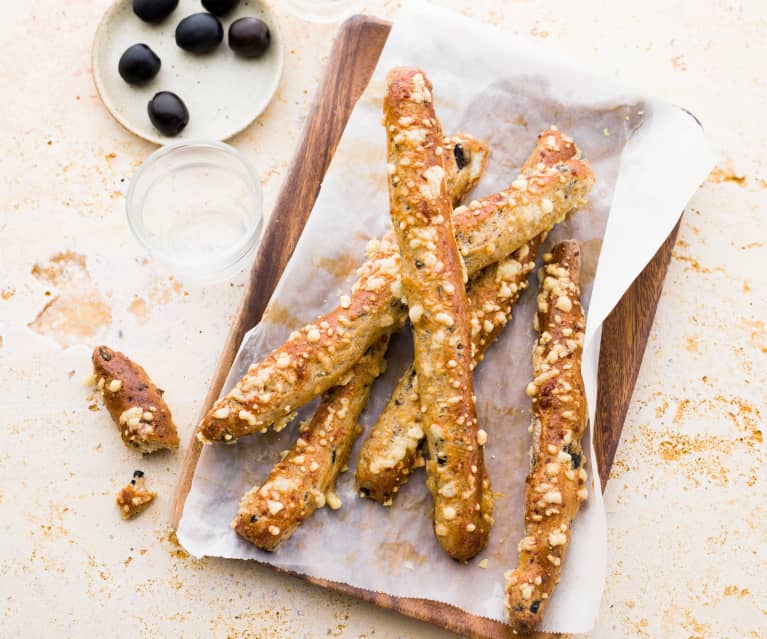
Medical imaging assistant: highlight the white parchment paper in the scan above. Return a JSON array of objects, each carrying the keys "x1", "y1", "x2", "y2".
[{"x1": 178, "y1": 3, "x2": 714, "y2": 632}]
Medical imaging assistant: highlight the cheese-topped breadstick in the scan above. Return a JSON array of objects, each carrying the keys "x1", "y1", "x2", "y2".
[
  {"x1": 355, "y1": 126, "x2": 583, "y2": 504},
  {"x1": 89, "y1": 346, "x2": 179, "y2": 453},
  {"x1": 199, "y1": 131, "x2": 594, "y2": 444},
  {"x1": 233, "y1": 336, "x2": 389, "y2": 551},
  {"x1": 384, "y1": 67, "x2": 491, "y2": 560},
  {"x1": 356, "y1": 234, "x2": 542, "y2": 505},
  {"x1": 505, "y1": 240, "x2": 588, "y2": 632}
]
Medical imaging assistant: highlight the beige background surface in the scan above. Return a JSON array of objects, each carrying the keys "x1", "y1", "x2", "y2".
[{"x1": 1, "y1": 1, "x2": 764, "y2": 637}]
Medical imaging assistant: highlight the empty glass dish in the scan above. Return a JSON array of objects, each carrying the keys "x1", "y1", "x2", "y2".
[{"x1": 127, "y1": 140, "x2": 263, "y2": 281}]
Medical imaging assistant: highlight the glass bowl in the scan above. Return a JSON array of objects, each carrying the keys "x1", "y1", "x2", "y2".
[{"x1": 127, "y1": 140, "x2": 263, "y2": 281}]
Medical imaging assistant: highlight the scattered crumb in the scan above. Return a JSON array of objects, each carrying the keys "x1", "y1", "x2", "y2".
[
  {"x1": 707, "y1": 165, "x2": 746, "y2": 187},
  {"x1": 671, "y1": 54, "x2": 688, "y2": 71},
  {"x1": 166, "y1": 529, "x2": 189, "y2": 559},
  {"x1": 116, "y1": 471, "x2": 156, "y2": 519}
]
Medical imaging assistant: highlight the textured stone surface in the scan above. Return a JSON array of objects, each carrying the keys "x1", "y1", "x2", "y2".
[{"x1": 0, "y1": 1, "x2": 764, "y2": 637}]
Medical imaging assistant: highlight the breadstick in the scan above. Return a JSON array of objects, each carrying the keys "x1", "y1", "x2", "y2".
[
  {"x1": 355, "y1": 126, "x2": 581, "y2": 504},
  {"x1": 384, "y1": 66, "x2": 491, "y2": 560},
  {"x1": 89, "y1": 346, "x2": 179, "y2": 453},
  {"x1": 505, "y1": 240, "x2": 588, "y2": 632},
  {"x1": 233, "y1": 336, "x2": 389, "y2": 550},
  {"x1": 199, "y1": 130, "x2": 594, "y2": 444},
  {"x1": 356, "y1": 234, "x2": 542, "y2": 504}
]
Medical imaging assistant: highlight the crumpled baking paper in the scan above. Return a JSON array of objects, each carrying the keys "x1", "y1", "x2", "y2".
[{"x1": 178, "y1": 2, "x2": 714, "y2": 632}]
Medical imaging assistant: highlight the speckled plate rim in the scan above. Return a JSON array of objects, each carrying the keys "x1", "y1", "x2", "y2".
[{"x1": 91, "y1": 0, "x2": 284, "y2": 145}]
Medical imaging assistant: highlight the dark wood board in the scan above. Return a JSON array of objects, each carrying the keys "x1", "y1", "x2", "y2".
[{"x1": 173, "y1": 15, "x2": 681, "y2": 639}]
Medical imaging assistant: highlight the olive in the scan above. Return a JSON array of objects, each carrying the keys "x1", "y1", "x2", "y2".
[
  {"x1": 133, "y1": 0, "x2": 178, "y2": 22},
  {"x1": 228, "y1": 17, "x2": 271, "y2": 59},
  {"x1": 118, "y1": 44, "x2": 161, "y2": 86},
  {"x1": 147, "y1": 92, "x2": 189, "y2": 137},
  {"x1": 175, "y1": 13, "x2": 224, "y2": 54},
  {"x1": 201, "y1": 0, "x2": 239, "y2": 16}
]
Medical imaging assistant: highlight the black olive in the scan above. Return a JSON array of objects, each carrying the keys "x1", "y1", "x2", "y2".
[
  {"x1": 228, "y1": 17, "x2": 271, "y2": 59},
  {"x1": 133, "y1": 0, "x2": 178, "y2": 22},
  {"x1": 529, "y1": 600, "x2": 541, "y2": 614},
  {"x1": 453, "y1": 142, "x2": 468, "y2": 170},
  {"x1": 202, "y1": 0, "x2": 239, "y2": 16},
  {"x1": 175, "y1": 13, "x2": 224, "y2": 54},
  {"x1": 98, "y1": 347, "x2": 112, "y2": 361},
  {"x1": 147, "y1": 92, "x2": 189, "y2": 136},
  {"x1": 249, "y1": 514, "x2": 257, "y2": 523},
  {"x1": 118, "y1": 44, "x2": 161, "y2": 86},
  {"x1": 133, "y1": 470, "x2": 145, "y2": 478},
  {"x1": 563, "y1": 444, "x2": 582, "y2": 468}
]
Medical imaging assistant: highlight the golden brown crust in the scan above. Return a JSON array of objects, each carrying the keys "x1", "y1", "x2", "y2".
[
  {"x1": 356, "y1": 235, "x2": 543, "y2": 504},
  {"x1": 505, "y1": 240, "x2": 588, "y2": 632},
  {"x1": 116, "y1": 471, "x2": 156, "y2": 519},
  {"x1": 198, "y1": 136, "x2": 489, "y2": 445},
  {"x1": 91, "y1": 346, "x2": 179, "y2": 453},
  {"x1": 520, "y1": 127, "x2": 580, "y2": 174},
  {"x1": 233, "y1": 336, "x2": 389, "y2": 550},
  {"x1": 384, "y1": 67, "x2": 490, "y2": 561},
  {"x1": 454, "y1": 148, "x2": 593, "y2": 275}
]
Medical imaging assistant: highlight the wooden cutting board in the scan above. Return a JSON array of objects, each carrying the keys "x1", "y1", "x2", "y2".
[{"x1": 173, "y1": 15, "x2": 681, "y2": 639}]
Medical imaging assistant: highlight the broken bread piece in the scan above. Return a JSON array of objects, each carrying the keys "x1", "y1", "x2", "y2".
[
  {"x1": 91, "y1": 346, "x2": 179, "y2": 453},
  {"x1": 116, "y1": 470, "x2": 156, "y2": 519}
]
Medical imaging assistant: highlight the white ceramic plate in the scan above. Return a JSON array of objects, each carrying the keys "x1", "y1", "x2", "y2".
[{"x1": 92, "y1": 0, "x2": 283, "y2": 144}]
